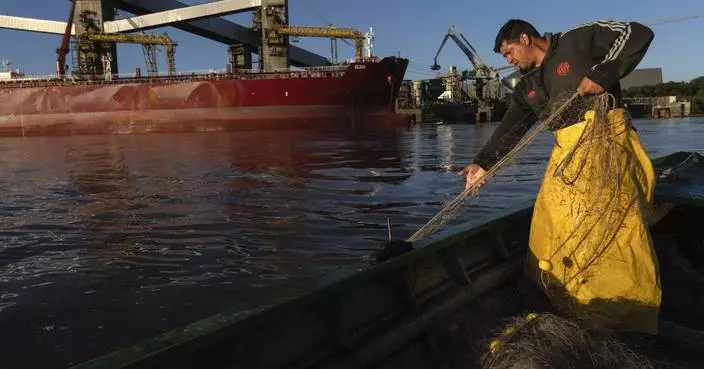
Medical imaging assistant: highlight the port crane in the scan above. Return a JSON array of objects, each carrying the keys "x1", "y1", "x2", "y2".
[
  {"x1": 275, "y1": 25, "x2": 364, "y2": 61},
  {"x1": 118, "y1": 9, "x2": 164, "y2": 77},
  {"x1": 431, "y1": 25, "x2": 499, "y2": 80},
  {"x1": 78, "y1": 32, "x2": 177, "y2": 76},
  {"x1": 431, "y1": 25, "x2": 510, "y2": 103},
  {"x1": 270, "y1": 25, "x2": 367, "y2": 62}
]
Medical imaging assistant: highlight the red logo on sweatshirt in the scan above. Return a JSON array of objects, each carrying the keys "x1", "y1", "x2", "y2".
[
  {"x1": 527, "y1": 89, "x2": 536, "y2": 98},
  {"x1": 556, "y1": 62, "x2": 570, "y2": 76}
]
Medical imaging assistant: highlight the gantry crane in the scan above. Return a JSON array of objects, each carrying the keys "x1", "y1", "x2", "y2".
[
  {"x1": 77, "y1": 32, "x2": 177, "y2": 76},
  {"x1": 119, "y1": 10, "x2": 161, "y2": 76},
  {"x1": 270, "y1": 25, "x2": 366, "y2": 62}
]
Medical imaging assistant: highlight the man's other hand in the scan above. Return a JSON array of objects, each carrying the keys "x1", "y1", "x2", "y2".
[
  {"x1": 577, "y1": 77, "x2": 605, "y2": 96},
  {"x1": 458, "y1": 163, "x2": 488, "y2": 191}
]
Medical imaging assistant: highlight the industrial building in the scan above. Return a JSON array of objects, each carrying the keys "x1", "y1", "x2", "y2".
[{"x1": 621, "y1": 68, "x2": 663, "y2": 89}]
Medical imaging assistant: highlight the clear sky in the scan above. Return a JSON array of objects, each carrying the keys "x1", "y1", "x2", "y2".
[{"x1": 1, "y1": 0, "x2": 702, "y2": 82}]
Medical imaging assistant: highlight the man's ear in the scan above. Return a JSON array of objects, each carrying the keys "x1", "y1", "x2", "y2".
[{"x1": 519, "y1": 33, "x2": 531, "y2": 46}]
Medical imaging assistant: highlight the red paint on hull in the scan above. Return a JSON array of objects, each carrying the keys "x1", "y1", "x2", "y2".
[
  {"x1": 0, "y1": 105, "x2": 411, "y2": 136},
  {"x1": 0, "y1": 57, "x2": 410, "y2": 136}
]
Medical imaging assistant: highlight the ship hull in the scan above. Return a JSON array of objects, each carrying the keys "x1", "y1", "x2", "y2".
[
  {"x1": 0, "y1": 57, "x2": 410, "y2": 136},
  {"x1": 0, "y1": 105, "x2": 409, "y2": 136}
]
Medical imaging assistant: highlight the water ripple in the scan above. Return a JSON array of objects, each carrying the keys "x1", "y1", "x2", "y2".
[{"x1": 0, "y1": 119, "x2": 700, "y2": 368}]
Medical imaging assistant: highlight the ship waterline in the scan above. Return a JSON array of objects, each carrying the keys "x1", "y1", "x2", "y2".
[{"x1": 0, "y1": 105, "x2": 410, "y2": 136}]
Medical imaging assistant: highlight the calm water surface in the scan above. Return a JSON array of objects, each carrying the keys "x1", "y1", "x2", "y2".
[{"x1": 0, "y1": 117, "x2": 702, "y2": 368}]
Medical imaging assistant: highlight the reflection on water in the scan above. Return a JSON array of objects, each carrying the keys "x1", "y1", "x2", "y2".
[{"x1": 0, "y1": 117, "x2": 702, "y2": 368}]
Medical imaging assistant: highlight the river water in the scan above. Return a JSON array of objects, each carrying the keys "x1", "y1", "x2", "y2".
[{"x1": 0, "y1": 117, "x2": 702, "y2": 368}]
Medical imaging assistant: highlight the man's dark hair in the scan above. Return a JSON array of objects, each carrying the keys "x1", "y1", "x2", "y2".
[{"x1": 493, "y1": 19, "x2": 541, "y2": 53}]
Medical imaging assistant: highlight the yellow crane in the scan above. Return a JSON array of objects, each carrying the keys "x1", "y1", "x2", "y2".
[
  {"x1": 78, "y1": 32, "x2": 178, "y2": 75},
  {"x1": 118, "y1": 10, "x2": 163, "y2": 76},
  {"x1": 270, "y1": 25, "x2": 365, "y2": 61}
]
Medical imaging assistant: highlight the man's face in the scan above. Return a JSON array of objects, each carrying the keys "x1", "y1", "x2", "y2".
[{"x1": 499, "y1": 35, "x2": 534, "y2": 72}]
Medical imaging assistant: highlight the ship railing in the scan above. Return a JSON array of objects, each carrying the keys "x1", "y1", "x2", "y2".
[
  {"x1": 0, "y1": 65, "x2": 355, "y2": 88},
  {"x1": 623, "y1": 97, "x2": 661, "y2": 105},
  {"x1": 234, "y1": 65, "x2": 350, "y2": 74}
]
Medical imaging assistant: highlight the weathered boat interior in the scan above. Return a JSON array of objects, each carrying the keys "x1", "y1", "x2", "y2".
[{"x1": 71, "y1": 151, "x2": 704, "y2": 369}]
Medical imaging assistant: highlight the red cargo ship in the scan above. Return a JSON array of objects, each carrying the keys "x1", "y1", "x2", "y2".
[{"x1": 0, "y1": 55, "x2": 409, "y2": 137}]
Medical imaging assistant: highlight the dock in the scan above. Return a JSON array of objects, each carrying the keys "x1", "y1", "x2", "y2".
[{"x1": 624, "y1": 96, "x2": 691, "y2": 119}]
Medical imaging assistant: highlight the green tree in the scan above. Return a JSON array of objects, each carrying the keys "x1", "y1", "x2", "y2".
[
  {"x1": 693, "y1": 77, "x2": 704, "y2": 95},
  {"x1": 622, "y1": 76, "x2": 704, "y2": 114},
  {"x1": 623, "y1": 76, "x2": 703, "y2": 98}
]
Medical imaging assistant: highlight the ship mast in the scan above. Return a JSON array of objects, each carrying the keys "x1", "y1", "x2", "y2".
[{"x1": 364, "y1": 27, "x2": 374, "y2": 59}]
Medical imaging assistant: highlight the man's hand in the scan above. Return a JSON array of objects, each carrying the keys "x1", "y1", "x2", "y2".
[
  {"x1": 458, "y1": 163, "x2": 488, "y2": 191},
  {"x1": 577, "y1": 77, "x2": 605, "y2": 96}
]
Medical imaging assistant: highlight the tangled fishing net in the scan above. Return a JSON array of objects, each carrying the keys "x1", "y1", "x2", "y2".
[
  {"x1": 535, "y1": 92, "x2": 656, "y2": 330},
  {"x1": 480, "y1": 313, "x2": 659, "y2": 369},
  {"x1": 408, "y1": 90, "x2": 629, "y2": 243},
  {"x1": 409, "y1": 89, "x2": 654, "y2": 329}
]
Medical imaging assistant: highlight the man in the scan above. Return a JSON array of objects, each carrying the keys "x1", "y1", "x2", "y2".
[{"x1": 460, "y1": 19, "x2": 660, "y2": 334}]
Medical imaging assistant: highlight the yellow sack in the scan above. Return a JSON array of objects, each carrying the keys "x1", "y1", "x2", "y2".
[{"x1": 525, "y1": 108, "x2": 661, "y2": 335}]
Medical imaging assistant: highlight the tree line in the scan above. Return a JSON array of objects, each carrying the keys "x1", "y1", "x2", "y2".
[{"x1": 623, "y1": 76, "x2": 704, "y2": 114}]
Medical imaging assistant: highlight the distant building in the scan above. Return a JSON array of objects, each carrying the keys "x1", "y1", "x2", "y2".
[{"x1": 620, "y1": 68, "x2": 663, "y2": 89}]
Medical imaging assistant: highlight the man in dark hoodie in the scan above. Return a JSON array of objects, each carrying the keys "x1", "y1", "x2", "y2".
[{"x1": 459, "y1": 19, "x2": 660, "y2": 335}]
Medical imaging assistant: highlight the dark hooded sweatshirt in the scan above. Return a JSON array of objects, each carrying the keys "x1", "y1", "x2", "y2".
[{"x1": 472, "y1": 20, "x2": 655, "y2": 170}]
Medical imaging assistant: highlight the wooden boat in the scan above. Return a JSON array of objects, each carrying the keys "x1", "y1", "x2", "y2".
[{"x1": 71, "y1": 151, "x2": 704, "y2": 369}]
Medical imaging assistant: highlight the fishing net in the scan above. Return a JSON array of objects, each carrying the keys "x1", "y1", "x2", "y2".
[
  {"x1": 480, "y1": 313, "x2": 660, "y2": 369},
  {"x1": 408, "y1": 89, "x2": 656, "y2": 330},
  {"x1": 408, "y1": 90, "x2": 618, "y2": 243},
  {"x1": 533, "y1": 92, "x2": 656, "y2": 330}
]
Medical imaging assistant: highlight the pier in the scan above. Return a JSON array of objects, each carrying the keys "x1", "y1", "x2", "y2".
[{"x1": 624, "y1": 96, "x2": 691, "y2": 119}]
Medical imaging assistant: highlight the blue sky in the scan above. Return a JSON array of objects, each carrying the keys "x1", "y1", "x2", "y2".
[{"x1": 1, "y1": 0, "x2": 702, "y2": 82}]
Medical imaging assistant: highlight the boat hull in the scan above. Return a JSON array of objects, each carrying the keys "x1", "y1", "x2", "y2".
[{"x1": 424, "y1": 101, "x2": 478, "y2": 124}]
